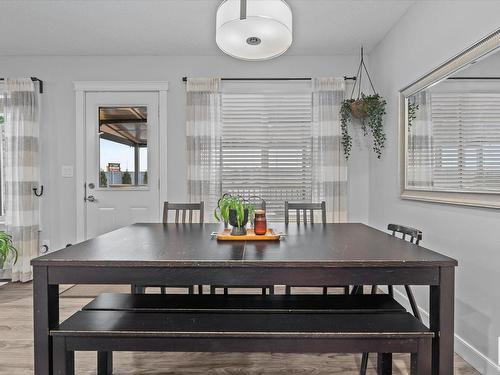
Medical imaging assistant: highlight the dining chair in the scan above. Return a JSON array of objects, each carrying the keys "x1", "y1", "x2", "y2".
[
  {"x1": 210, "y1": 197, "x2": 274, "y2": 295},
  {"x1": 132, "y1": 201, "x2": 204, "y2": 295},
  {"x1": 284, "y1": 201, "x2": 349, "y2": 295},
  {"x1": 359, "y1": 223, "x2": 423, "y2": 375}
]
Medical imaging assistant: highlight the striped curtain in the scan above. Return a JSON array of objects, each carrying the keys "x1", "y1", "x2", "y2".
[
  {"x1": 3, "y1": 78, "x2": 40, "y2": 282},
  {"x1": 186, "y1": 78, "x2": 222, "y2": 223},
  {"x1": 312, "y1": 78, "x2": 348, "y2": 222}
]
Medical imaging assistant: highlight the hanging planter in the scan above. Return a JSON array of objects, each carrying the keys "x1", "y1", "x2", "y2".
[{"x1": 340, "y1": 47, "x2": 387, "y2": 159}]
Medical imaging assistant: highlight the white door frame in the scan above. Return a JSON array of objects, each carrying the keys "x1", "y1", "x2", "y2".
[{"x1": 74, "y1": 81, "x2": 169, "y2": 242}]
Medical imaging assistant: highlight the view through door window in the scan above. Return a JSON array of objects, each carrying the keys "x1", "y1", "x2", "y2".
[{"x1": 98, "y1": 106, "x2": 148, "y2": 188}]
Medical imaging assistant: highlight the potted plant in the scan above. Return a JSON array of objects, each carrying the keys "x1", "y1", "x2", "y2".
[
  {"x1": 0, "y1": 232, "x2": 18, "y2": 269},
  {"x1": 340, "y1": 47, "x2": 387, "y2": 159},
  {"x1": 214, "y1": 194, "x2": 255, "y2": 236}
]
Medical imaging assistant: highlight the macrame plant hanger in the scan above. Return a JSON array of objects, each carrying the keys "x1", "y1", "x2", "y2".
[{"x1": 350, "y1": 47, "x2": 377, "y2": 100}]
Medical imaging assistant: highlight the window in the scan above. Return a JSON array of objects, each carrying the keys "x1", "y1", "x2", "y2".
[
  {"x1": 221, "y1": 82, "x2": 313, "y2": 220},
  {"x1": 0, "y1": 96, "x2": 4, "y2": 218},
  {"x1": 430, "y1": 92, "x2": 500, "y2": 192}
]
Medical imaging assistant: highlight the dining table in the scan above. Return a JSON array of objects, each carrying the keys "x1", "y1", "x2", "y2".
[{"x1": 31, "y1": 222, "x2": 457, "y2": 375}]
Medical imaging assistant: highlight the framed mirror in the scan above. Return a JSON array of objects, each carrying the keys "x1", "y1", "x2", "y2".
[{"x1": 400, "y1": 28, "x2": 500, "y2": 208}]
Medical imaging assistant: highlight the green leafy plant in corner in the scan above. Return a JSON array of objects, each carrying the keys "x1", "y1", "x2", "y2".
[
  {"x1": 340, "y1": 94, "x2": 387, "y2": 159},
  {"x1": 0, "y1": 115, "x2": 4, "y2": 124},
  {"x1": 407, "y1": 101, "x2": 419, "y2": 130},
  {"x1": 0, "y1": 232, "x2": 18, "y2": 267},
  {"x1": 99, "y1": 170, "x2": 108, "y2": 187},
  {"x1": 214, "y1": 193, "x2": 255, "y2": 228},
  {"x1": 122, "y1": 170, "x2": 132, "y2": 185}
]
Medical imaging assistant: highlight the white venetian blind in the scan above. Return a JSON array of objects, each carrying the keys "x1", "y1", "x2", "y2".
[
  {"x1": 221, "y1": 81, "x2": 313, "y2": 220},
  {"x1": 430, "y1": 92, "x2": 500, "y2": 192}
]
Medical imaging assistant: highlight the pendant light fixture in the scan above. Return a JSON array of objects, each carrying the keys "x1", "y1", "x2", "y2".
[{"x1": 216, "y1": 0, "x2": 293, "y2": 61}]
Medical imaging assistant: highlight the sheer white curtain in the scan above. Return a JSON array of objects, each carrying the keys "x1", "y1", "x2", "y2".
[
  {"x1": 2, "y1": 78, "x2": 40, "y2": 282},
  {"x1": 186, "y1": 78, "x2": 222, "y2": 222},
  {"x1": 407, "y1": 91, "x2": 433, "y2": 188},
  {"x1": 312, "y1": 78, "x2": 348, "y2": 222}
]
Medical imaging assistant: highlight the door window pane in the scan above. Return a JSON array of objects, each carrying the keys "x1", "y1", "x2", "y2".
[{"x1": 98, "y1": 106, "x2": 148, "y2": 187}]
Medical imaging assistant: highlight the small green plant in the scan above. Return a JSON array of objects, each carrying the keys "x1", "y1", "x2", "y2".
[
  {"x1": 214, "y1": 194, "x2": 255, "y2": 228},
  {"x1": 99, "y1": 170, "x2": 108, "y2": 187},
  {"x1": 122, "y1": 170, "x2": 132, "y2": 185},
  {"x1": 143, "y1": 171, "x2": 148, "y2": 185},
  {"x1": 407, "y1": 101, "x2": 419, "y2": 130},
  {"x1": 0, "y1": 232, "x2": 18, "y2": 266},
  {"x1": 0, "y1": 115, "x2": 4, "y2": 124},
  {"x1": 340, "y1": 94, "x2": 387, "y2": 159}
]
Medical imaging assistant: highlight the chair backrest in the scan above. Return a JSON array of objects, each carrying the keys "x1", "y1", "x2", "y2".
[
  {"x1": 284, "y1": 201, "x2": 326, "y2": 224},
  {"x1": 163, "y1": 202, "x2": 204, "y2": 224},
  {"x1": 387, "y1": 223, "x2": 422, "y2": 245}
]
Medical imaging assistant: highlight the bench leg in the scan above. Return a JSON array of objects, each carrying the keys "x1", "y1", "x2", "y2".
[
  {"x1": 359, "y1": 352, "x2": 369, "y2": 375},
  {"x1": 98, "y1": 351, "x2": 113, "y2": 375},
  {"x1": 53, "y1": 337, "x2": 74, "y2": 375},
  {"x1": 411, "y1": 339, "x2": 432, "y2": 375},
  {"x1": 377, "y1": 353, "x2": 392, "y2": 375}
]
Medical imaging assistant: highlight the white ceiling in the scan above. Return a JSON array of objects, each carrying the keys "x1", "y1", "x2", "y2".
[{"x1": 0, "y1": 0, "x2": 414, "y2": 56}]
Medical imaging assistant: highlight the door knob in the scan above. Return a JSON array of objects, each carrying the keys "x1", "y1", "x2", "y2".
[{"x1": 85, "y1": 195, "x2": 97, "y2": 202}]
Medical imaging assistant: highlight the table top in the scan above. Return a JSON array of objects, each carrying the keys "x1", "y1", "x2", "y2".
[{"x1": 32, "y1": 223, "x2": 457, "y2": 268}]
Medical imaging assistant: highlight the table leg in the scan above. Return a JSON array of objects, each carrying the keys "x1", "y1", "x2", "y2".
[
  {"x1": 430, "y1": 266, "x2": 455, "y2": 375},
  {"x1": 33, "y1": 266, "x2": 59, "y2": 375}
]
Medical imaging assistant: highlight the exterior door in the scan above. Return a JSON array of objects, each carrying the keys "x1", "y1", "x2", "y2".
[{"x1": 84, "y1": 91, "x2": 160, "y2": 238}]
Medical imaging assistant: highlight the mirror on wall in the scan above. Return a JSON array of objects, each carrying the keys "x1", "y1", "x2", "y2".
[{"x1": 400, "y1": 29, "x2": 500, "y2": 208}]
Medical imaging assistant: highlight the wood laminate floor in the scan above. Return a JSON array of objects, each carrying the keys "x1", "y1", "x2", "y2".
[{"x1": 0, "y1": 282, "x2": 480, "y2": 375}]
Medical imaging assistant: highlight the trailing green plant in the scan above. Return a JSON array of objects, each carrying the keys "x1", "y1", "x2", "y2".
[
  {"x1": 0, "y1": 231, "x2": 18, "y2": 266},
  {"x1": 407, "y1": 101, "x2": 419, "y2": 130},
  {"x1": 340, "y1": 94, "x2": 386, "y2": 159},
  {"x1": 122, "y1": 170, "x2": 132, "y2": 185},
  {"x1": 214, "y1": 193, "x2": 255, "y2": 227}
]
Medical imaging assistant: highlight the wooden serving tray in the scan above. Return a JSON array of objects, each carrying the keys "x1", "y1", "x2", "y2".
[{"x1": 215, "y1": 228, "x2": 282, "y2": 241}]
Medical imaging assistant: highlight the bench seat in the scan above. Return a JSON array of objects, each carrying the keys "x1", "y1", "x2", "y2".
[
  {"x1": 83, "y1": 293, "x2": 406, "y2": 314},
  {"x1": 51, "y1": 310, "x2": 432, "y2": 374}
]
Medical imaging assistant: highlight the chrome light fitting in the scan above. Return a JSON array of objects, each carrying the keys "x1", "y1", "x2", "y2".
[{"x1": 216, "y1": 0, "x2": 293, "y2": 61}]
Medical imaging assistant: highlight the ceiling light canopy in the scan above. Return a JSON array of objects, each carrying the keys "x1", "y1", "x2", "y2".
[{"x1": 216, "y1": 0, "x2": 293, "y2": 61}]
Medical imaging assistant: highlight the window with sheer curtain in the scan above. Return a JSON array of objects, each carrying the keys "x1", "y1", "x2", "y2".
[
  {"x1": 408, "y1": 91, "x2": 500, "y2": 193},
  {"x1": 186, "y1": 78, "x2": 347, "y2": 223}
]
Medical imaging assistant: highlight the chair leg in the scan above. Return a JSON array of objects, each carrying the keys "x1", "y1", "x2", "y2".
[
  {"x1": 377, "y1": 353, "x2": 392, "y2": 375},
  {"x1": 160, "y1": 286, "x2": 166, "y2": 294},
  {"x1": 188, "y1": 285, "x2": 194, "y2": 294},
  {"x1": 98, "y1": 351, "x2": 113, "y2": 375},
  {"x1": 371, "y1": 285, "x2": 378, "y2": 294},
  {"x1": 198, "y1": 285, "x2": 203, "y2": 294},
  {"x1": 285, "y1": 285, "x2": 291, "y2": 295},
  {"x1": 210, "y1": 285, "x2": 217, "y2": 294},
  {"x1": 223, "y1": 287, "x2": 228, "y2": 295},
  {"x1": 404, "y1": 285, "x2": 422, "y2": 321},
  {"x1": 53, "y1": 336, "x2": 74, "y2": 375},
  {"x1": 269, "y1": 285, "x2": 274, "y2": 295},
  {"x1": 344, "y1": 286, "x2": 350, "y2": 295},
  {"x1": 388, "y1": 285, "x2": 394, "y2": 297},
  {"x1": 360, "y1": 352, "x2": 369, "y2": 375}
]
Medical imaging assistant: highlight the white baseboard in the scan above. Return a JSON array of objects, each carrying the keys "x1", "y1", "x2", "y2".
[{"x1": 393, "y1": 288, "x2": 500, "y2": 374}]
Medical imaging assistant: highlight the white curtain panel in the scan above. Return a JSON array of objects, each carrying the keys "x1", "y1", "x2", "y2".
[
  {"x1": 407, "y1": 91, "x2": 433, "y2": 188},
  {"x1": 186, "y1": 78, "x2": 222, "y2": 223},
  {"x1": 312, "y1": 78, "x2": 348, "y2": 222},
  {"x1": 2, "y1": 78, "x2": 40, "y2": 282}
]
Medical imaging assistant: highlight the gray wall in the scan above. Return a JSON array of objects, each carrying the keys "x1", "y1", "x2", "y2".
[
  {"x1": 368, "y1": 1, "x2": 500, "y2": 373},
  {"x1": 0, "y1": 54, "x2": 370, "y2": 250}
]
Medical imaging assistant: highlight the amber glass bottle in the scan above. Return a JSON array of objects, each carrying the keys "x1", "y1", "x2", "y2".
[{"x1": 254, "y1": 209, "x2": 267, "y2": 235}]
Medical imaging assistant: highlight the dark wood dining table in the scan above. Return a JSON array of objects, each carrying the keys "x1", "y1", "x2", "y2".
[{"x1": 32, "y1": 223, "x2": 457, "y2": 375}]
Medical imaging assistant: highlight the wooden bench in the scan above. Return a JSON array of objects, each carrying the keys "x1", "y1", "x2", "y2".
[
  {"x1": 82, "y1": 292, "x2": 407, "y2": 314},
  {"x1": 52, "y1": 310, "x2": 432, "y2": 375}
]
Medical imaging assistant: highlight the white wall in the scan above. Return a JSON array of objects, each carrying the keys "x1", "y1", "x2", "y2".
[
  {"x1": 0, "y1": 54, "x2": 370, "y2": 250},
  {"x1": 369, "y1": 1, "x2": 500, "y2": 373}
]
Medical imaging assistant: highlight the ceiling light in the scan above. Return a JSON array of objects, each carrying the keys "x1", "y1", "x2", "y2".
[{"x1": 216, "y1": 0, "x2": 293, "y2": 61}]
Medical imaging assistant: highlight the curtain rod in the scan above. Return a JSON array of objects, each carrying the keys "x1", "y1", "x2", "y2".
[
  {"x1": 182, "y1": 76, "x2": 357, "y2": 82},
  {"x1": 447, "y1": 77, "x2": 500, "y2": 80},
  {"x1": 0, "y1": 77, "x2": 44, "y2": 93}
]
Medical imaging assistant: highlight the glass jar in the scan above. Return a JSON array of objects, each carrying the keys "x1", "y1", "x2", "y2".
[{"x1": 254, "y1": 209, "x2": 267, "y2": 235}]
